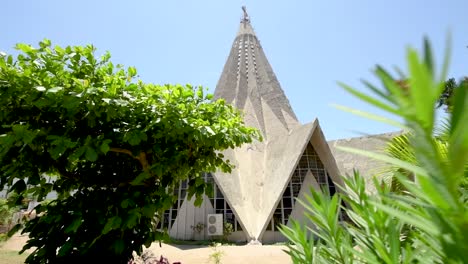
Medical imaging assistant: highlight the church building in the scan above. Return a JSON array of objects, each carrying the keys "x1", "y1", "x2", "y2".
[{"x1": 158, "y1": 7, "x2": 351, "y2": 244}]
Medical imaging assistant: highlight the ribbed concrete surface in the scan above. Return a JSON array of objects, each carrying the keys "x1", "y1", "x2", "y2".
[{"x1": 212, "y1": 10, "x2": 342, "y2": 243}]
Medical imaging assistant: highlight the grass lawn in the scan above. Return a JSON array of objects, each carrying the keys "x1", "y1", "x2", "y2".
[{"x1": 0, "y1": 250, "x2": 27, "y2": 264}]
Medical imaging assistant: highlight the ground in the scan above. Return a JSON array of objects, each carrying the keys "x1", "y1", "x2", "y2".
[{"x1": 0, "y1": 234, "x2": 292, "y2": 264}]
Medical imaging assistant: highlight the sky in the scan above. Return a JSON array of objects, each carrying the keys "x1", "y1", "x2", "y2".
[{"x1": 2, "y1": 0, "x2": 467, "y2": 140}]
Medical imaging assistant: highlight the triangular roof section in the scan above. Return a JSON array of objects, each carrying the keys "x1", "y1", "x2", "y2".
[
  {"x1": 212, "y1": 7, "x2": 341, "y2": 243},
  {"x1": 258, "y1": 120, "x2": 342, "y2": 239}
]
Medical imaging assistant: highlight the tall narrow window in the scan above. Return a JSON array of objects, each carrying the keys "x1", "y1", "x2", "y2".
[
  {"x1": 205, "y1": 173, "x2": 243, "y2": 232},
  {"x1": 158, "y1": 173, "x2": 242, "y2": 232},
  {"x1": 157, "y1": 180, "x2": 187, "y2": 230}
]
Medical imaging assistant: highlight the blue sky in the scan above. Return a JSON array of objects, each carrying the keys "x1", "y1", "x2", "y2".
[{"x1": 2, "y1": 0, "x2": 467, "y2": 140}]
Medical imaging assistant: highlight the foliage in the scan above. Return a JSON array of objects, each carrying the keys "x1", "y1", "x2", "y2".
[
  {"x1": 280, "y1": 37, "x2": 468, "y2": 263},
  {"x1": 382, "y1": 127, "x2": 453, "y2": 193},
  {"x1": 0, "y1": 199, "x2": 16, "y2": 226},
  {"x1": 437, "y1": 77, "x2": 468, "y2": 112},
  {"x1": 208, "y1": 242, "x2": 225, "y2": 264},
  {"x1": 222, "y1": 222, "x2": 234, "y2": 241},
  {"x1": 0, "y1": 40, "x2": 259, "y2": 263},
  {"x1": 190, "y1": 222, "x2": 206, "y2": 234}
]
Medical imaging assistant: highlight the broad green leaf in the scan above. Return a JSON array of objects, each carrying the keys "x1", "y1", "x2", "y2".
[
  {"x1": 125, "y1": 212, "x2": 139, "y2": 228},
  {"x1": 57, "y1": 240, "x2": 73, "y2": 256},
  {"x1": 100, "y1": 139, "x2": 111, "y2": 154},
  {"x1": 85, "y1": 146, "x2": 98, "y2": 161},
  {"x1": 130, "y1": 172, "x2": 150, "y2": 185},
  {"x1": 128, "y1": 66, "x2": 137, "y2": 77},
  {"x1": 64, "y1": 218, "x2": 82, "y2": 233},
  {"x1": 16, "y1": 43, "x2": 34, "y2": 53}
]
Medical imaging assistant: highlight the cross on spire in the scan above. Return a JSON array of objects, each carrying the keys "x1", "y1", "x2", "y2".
[{"x1": 241, "y1": 6, "x2": 250, "y2": 23}]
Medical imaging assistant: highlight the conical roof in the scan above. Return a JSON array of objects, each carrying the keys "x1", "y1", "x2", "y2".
[
  {"x1": 213, "y1": 7, "x2": 299, "y2": 138},
  {"x1": 211, "y1": 8, "x2": 342, "y2": 243}
]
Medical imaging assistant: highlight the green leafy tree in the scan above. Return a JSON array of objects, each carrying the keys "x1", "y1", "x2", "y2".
[
  {"x1": 0, "y1": 40, "x2": 259, "y2": 263},
  {"x1": 281, "y1": 38, "x2": 468, "y2": 263},
  {"x1": 437, "y1": 77, "x2": 468, "y2": 112}
]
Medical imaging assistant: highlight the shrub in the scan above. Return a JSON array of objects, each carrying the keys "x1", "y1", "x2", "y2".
[
  {"x1": 280, "y1": 38, "x2": 468, "y2": 263},
  {"x1": 0, "y1": 40, "x2": 259, "y2": 263}
]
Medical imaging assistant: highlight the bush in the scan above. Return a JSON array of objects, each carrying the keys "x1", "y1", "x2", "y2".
[
  {"x1": 280, "y1": 38, "x2": 468, "y2": 263},
  {"x1": 0, "y1": 40, "x2": 259, "y2": 263}
]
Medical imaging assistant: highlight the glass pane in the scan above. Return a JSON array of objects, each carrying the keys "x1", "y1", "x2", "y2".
[
  {"x1": 283, "y1": 209, "x2": 292, "y2": 223},
  {"x1": 292, "y1": 184, "x2": 301, "y2": 196},
  {"x1": 298, "y1": 156, "x2": 308, "y2": 168},
  {"x1": 282, "y1": 197, "x2": 292, "y2": 208},
  {"x1": 283, "y1": 185, "x2": 291, "y2": 196},
  {"x1": 273, "y1": 214, "x2": 282, "y2": 230},
  {"x1": 291, "y1": 170, "x2": 301, "y2": 183},
  {"x1": 236, "y1": 220, "x2": 243, "y2": 231},
  {"x1": 215, "y1": 200, "x2": 224, "y2": 210}
]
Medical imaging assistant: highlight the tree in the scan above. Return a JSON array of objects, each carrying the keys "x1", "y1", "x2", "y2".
[
  {"x1": 0, "y1": 40, "x2": 259, "y2": 263},
  {"x1": 437, "y1": 77, "x2": 468, "y2": 112}
]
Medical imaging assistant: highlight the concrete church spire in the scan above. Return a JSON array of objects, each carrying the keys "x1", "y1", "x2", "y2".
[
  {"x1": 214, "y1": 6, "x2": 299, "y2": 138},
  {"x1": 208, "y1": 7, "x2": 343, "y2": 244},
  {"x1": 164, "y1": 7, "x2": 344, "y2": 245}
]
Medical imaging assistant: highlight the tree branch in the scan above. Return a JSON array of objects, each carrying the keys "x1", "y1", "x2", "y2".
[
  {"x1": 109, "y1": 147, "x2": 150, "y2": 171},
  {"x1": 109, "y1": 148, "x2": 135, "y2": 157}
]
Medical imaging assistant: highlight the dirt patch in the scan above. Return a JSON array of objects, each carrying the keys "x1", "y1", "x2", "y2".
[{"x1": 1, "y1": 234, "x2": 292, "y2": 264}]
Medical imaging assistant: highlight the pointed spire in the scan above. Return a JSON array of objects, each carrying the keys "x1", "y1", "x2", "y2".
[
  {"x1": 214, "y1": 7, "x2": 299, "y2": 139},
  {"x1": 237, "y1": 6, "x2": 255, "y2": 36},
  {"x1": 242, "y1": 6, "x2": 250, "y2": 23}
]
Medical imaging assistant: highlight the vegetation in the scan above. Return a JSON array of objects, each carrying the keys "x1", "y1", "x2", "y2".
[
  {"x1": 438, "y1": 77, "x2": 468, "y2": 112},
  {"x1": 190, "y1": 222, "x2": 206, "y2": 234},
  {"x1": 0, "y1": 199, "x2": 15, "y2": 227},
  {"x1": 208, "y1": 242, "x2": 225, "y2": 264},
  {"x1": 222, "y1": 222, "x2": 234, "y2": 242},
  {"x1": 280, "y1": 38, "x2": 468, "y2": 263},
  {"x1": 0, "y1": 40, "x2": 259, "y2": 263}
]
